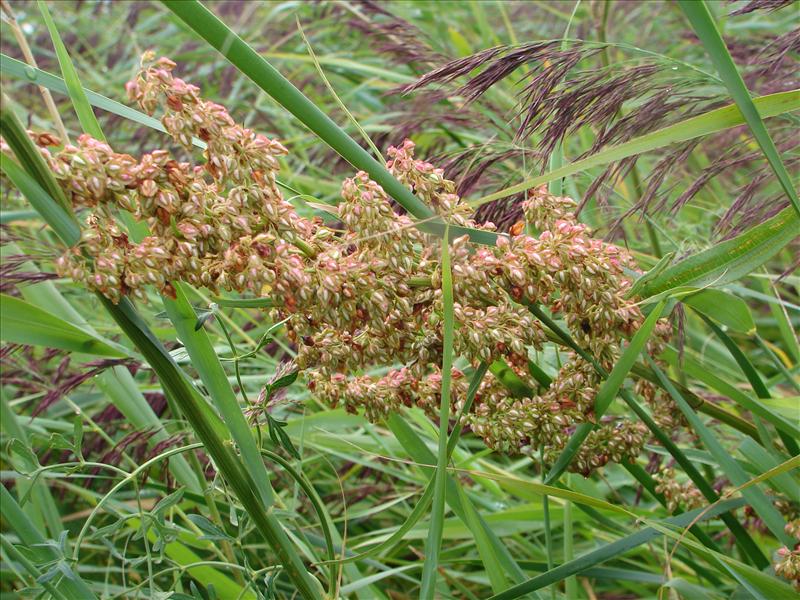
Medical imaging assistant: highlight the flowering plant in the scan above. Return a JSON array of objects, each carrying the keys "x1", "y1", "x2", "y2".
[{"x1": 31, "y1": 55, "x2": 685, "y2": 476}]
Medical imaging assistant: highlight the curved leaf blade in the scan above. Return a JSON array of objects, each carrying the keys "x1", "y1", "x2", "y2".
[
  {"x1": 471, "y1": 90, "x2": 799, "y2": 207},
  {"x1": 0, "y1": 294, "x2": 128, "y2": 357}
]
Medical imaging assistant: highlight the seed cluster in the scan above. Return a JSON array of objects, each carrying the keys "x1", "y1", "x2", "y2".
[
  {"x1": 776, "y1": 545, "x2": 800, "y2": 590},
  {"x1": 653, "y1": 467, "x2": 705, "y2": 512},
  {"x1": 50, "y1": 54, "x2": 314, "y2": 303},
  {"x1": 31, "y1": 56, "x2": 676, "y2": 475}
]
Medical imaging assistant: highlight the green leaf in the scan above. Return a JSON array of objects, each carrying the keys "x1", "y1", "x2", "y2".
[
  {"x1": 162, "y1": 283, "x2": 278, "y2": 507},
  {"x1": 545, "y1": 300, "x2": 667, "y2": 483},
  {"x1": 0, "y1": 53, "x2": 208, "y2": 149},
  {"x1": 186, "y1": 514, "x2": 233, "y2": 542},
  {"x1": 37, "y1": 0, "x2": 105, "y2": 141},
  {"x1": 665, "y1": 349, "x2": 800, "y2": 440},
  {"x1": 387, "y1": 415, "x2": 531, "y2": 590},
  {"x1": 678, "y1": 0, "x2": 799, "y2": 216},
  {"x1": 471, "y1": 90, "x2": 799, "y2": 208},
  {"x1": 1, "y1": 487, "x2": 96, "y2": 598},
  {"x1": 152, "y1": 488, "x2": 186, "y2": 524},
  {"x1": 0, "y1": 294, "x2": 128, "y2": 357},
  {"x1": 420, "y1": 227, "x2": 456, "y2": 599},
  {"x1": 627, "y1": 252, "x2": 675, "y2": 299},
  {"x1": 271, "y1": 370, "x2": 299, "y2": 391},
  {"x1": 487, "y1": 499, "x2": 747, "y2": 599},
  {"x1": 128, "y1": 517, "x2": 254, "y2": 600},
  {"x1": 7, "y1": 439, "x2": 40, "y2": 476},
  {"x1": 0, "y1": 156, "x2": 80, "y2": 246},
  {"x1": 648, "y1": 359, "x2": 792, "y2": 546},
  {"x1": 267, "y1": 415, "x2": 301, "y2": 460},
  {"x1": 682, "y1": 289, "x2": 755, "y2": 334},
  {"x1": 455, "y1": 481, "x2": 509, "y2": 594},
  {"x1": 702, "y1": 316, "x2": 800, "y2": 455},
  {"x1": 738, "y1": 439, "x2": 799, "y2": 503},
  {"x1": 633, "y1": 206, "x2": 799, "y2": 298},
  {"x1": 489, "y1": 359, "x2": 534, "y2": 397}
]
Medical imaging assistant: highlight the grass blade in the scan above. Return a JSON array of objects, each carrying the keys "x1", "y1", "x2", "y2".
[
  {"x1": 471, "y1": 90, "x2": 799, "y2": 207},
  {"x1": 0, "y1": 53, "x2": 207, "y2": 149},
  {"x1": 678, "y1": 0, "x2": 799, "y2": 216},
  {"x1": 387, "y1": 415, "x2": 533, "y2": 590},
  {"x1": 487, "y1": 499, "x2": 747, "y2": 600},
  {"x1": 420, "y1": 228, "x2": 455, "y2": 598},
  {"x1": 660, "y1": 351, "x2": 800, "y2": 440},
  {"x1": 701, "y1": 315, "x2": 799, "y2": 455},
  {"x1": 545, "y1": 300, "x2": 667, "y2": 482},
  {"x1": 647, "y1": 358, "x2": 792, "y2": 545},
  {"x1": 680, "y1": 289, "x2": 755, "y2": 334},
  {"x1": 0, "y1": 293, "x2": 128, "y2": 357},
  {"x1": 320, "y1": 365, "x2": 488, "y2": 568},
  {"x1": 633, "y1": 206, "x2": 799, "y2": 298},
  {"x1": 162, "y1": 284, "x2": 277, "y2": 506},
  {"x1": 37, "y1": 0, "x2": 105, "y2": 141}
]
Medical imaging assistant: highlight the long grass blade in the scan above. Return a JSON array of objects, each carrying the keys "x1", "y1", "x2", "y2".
[
  {"x1": 0, "y1": 293, "x2": 128, "y2": 357},
  {"x1": 471, "y1": 90, "x2": 799, "y2": 207},
  {"x1": 701, "y1": 315, "x2": 799, "y2": 455},
  {"x1": 387, "y1": 415, "x2": 532, "y2": 589},
  {"x1": 162, "y1": 285, "x2": 277, "y2": 506},
  {"x1": 487, "y1": 499, "x2": 747, "y2": 600},
  {"x1": 545, "y1": 299, "x2": 667, "y2": 483},
  {"x1": 633, "y1": 206, "x2": 799, "y2": 298},
  {"x1": 678, "y1": 0, "x2": 799, "y2": 216},
  {"x1": 37, "y1": 0, "x2": 105, "y2": 141},
  {"x1": 647, "y1": 358, "x2": 792, "y2": 545},
  {"x1": 420, "y1": 228, "x2": 455, "y2": 598},
  {"x1": 0, "y1": 54, "x2": 206, "y2": 149}
]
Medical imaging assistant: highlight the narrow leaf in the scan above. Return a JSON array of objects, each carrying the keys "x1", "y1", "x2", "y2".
[
  {"x1": 545, "y1": 300, "x2": 667, "y2": 482},
  {"x1": 37, "y1": 1, "x2": 105, "y2": 141},
  {"x1": 678, "y1": 0, "x2": 799, "y2": 216},
  {"x1": 0, "y1": 294, "x2": 128, "y2": 357},
  {"x1": 634, "y1": 206, "x2": 799, "y2": 298},
  {"x1": 420, "y1": 228, "x2": 455, "y2": 599},
  {"x1": 488, "y1": 499, "x2": 747, "y2": 599},
  {"x1": 648, "y1": 358, "x2": 792, "y2": 545},
  {"x1": 471, "y1": 90, "x2": 799, "y2": 207}
]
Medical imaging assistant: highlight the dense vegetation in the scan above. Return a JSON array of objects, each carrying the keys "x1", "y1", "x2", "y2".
[{"x1": 0, "y1": 1, "x2": 798, "y2": 598}]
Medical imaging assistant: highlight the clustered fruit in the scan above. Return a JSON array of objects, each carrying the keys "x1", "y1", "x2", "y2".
[{"x1": 26, "y1": 55, "x2": 674, "y2": 475}]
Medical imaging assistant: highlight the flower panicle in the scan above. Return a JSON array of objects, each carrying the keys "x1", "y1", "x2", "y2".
[{"x1": 34, "y1": 55, "x2": 674, "y2": 475}]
